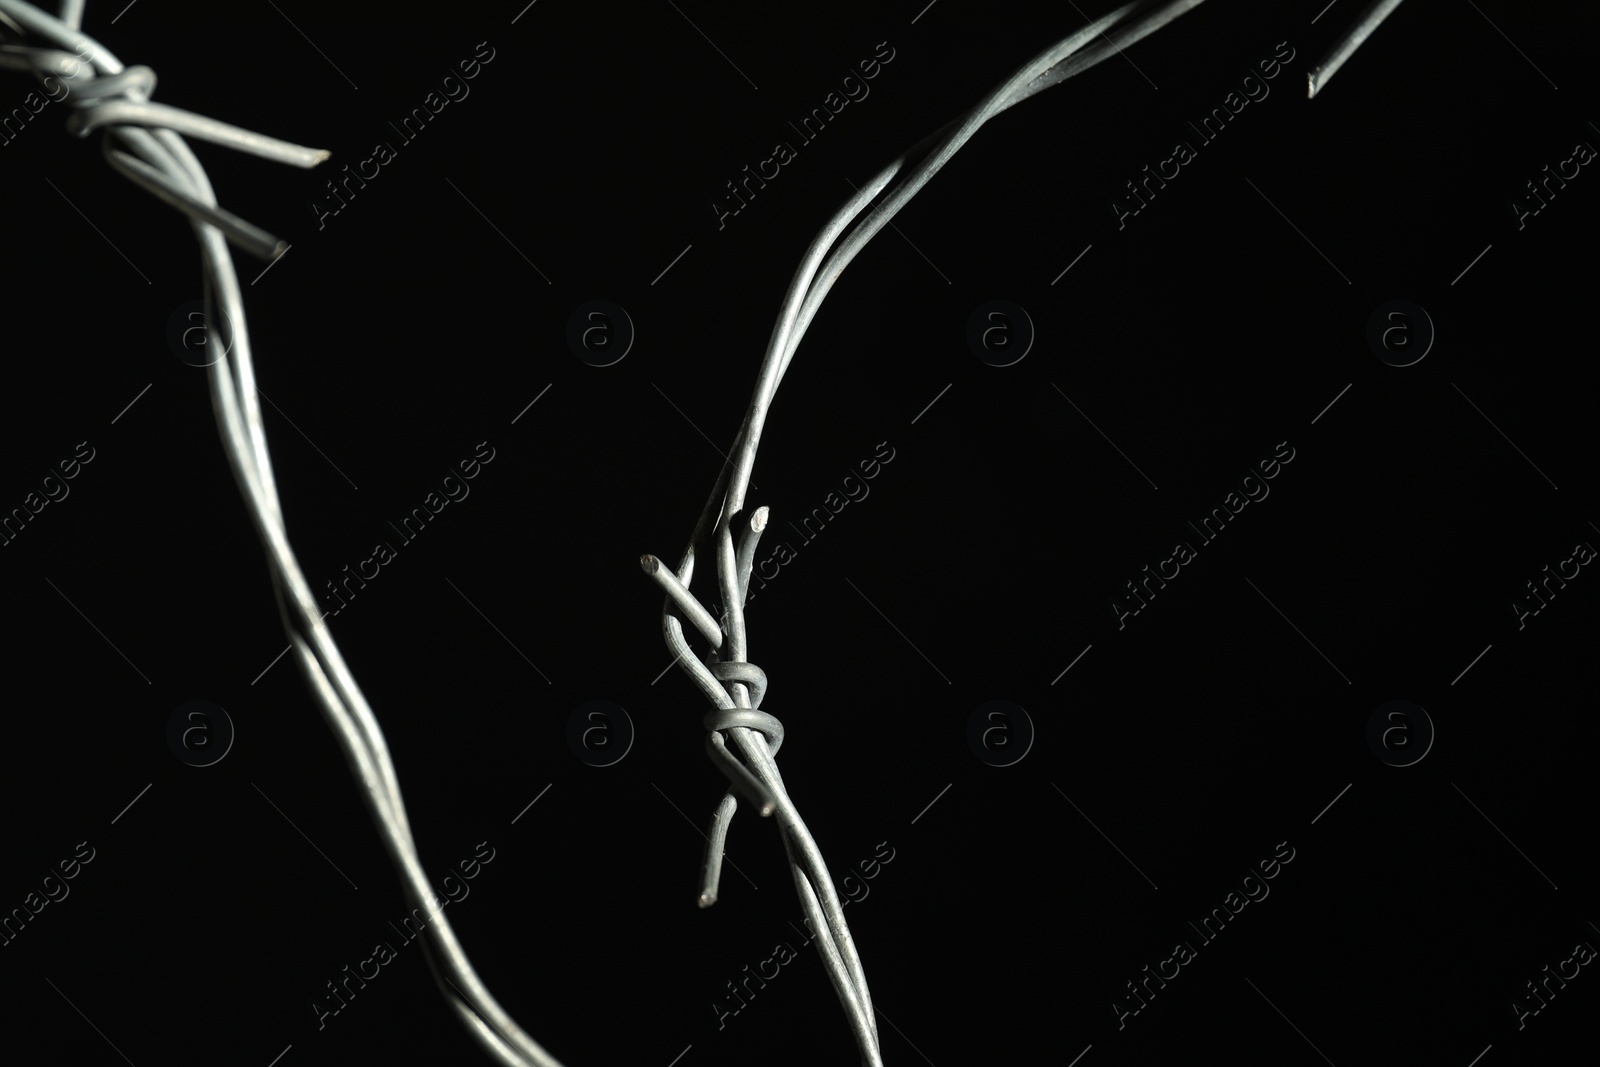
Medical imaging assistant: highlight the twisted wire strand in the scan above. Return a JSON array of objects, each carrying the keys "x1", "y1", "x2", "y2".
[
  {"x1": 0, "y1": 3, "x2": 566, "y2": 1064},
  {"x1": 3, "y1": 1, "x2": 1404, "y2": 1062},
  {"x1": 644, "y1": 3, "x2": 1212, "y2": 1062}
]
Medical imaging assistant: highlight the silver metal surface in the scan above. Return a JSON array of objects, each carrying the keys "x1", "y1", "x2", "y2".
[
  {"x1": 1308, "y1": 0, "x2": 1407, "y2": 98},
  {"x1": 0, "y1": 3, "x2": 570, "y2": 1065},
  {"x1": 2, "y1": 0, "x2": 1413, "y2": 1062},
  {"x1": 638, "y1": 3, "x2": 1222, "y2": 1063}
]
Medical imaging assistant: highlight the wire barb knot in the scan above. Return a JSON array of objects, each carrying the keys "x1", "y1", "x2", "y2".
[
  {"x1": 0, "y1": 3, "x2": 561, "y2": 1064},
  {"x1": 0, "y1": 1, "x2": 328, "y2": 262},
  {"x1": 701, "y1": 663, "x2": 781, "y2": 818}
]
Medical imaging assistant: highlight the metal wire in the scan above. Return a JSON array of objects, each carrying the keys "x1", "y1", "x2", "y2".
[
  {"x1": 3, "y1": 0, "x2": 1407, "y2": 1062},
  {"x1": 1308, "y1": 0, "x2": 1407, "y2": 98},
  {"x1": 640, "y1": 3, "x2": 1222, "y2": 1063},
  {"x1": 0, "y1": 4, "x2": 568, "y2": 1065}
]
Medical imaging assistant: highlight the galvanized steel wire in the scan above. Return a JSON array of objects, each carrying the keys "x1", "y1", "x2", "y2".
[
  {"x1": 2, "y1": 0, "x2": 1406, "y2": 1062},
  {"x1": 0, "y1": 3, "x2": 565, "y2": 1065},
  {"x1": 641, "y1": 3, "x2": 1212, "y2": 1064}
]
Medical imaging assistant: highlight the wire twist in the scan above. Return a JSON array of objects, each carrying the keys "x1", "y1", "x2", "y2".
[
  {"x1": 10, "y1": 0, "x2": 1403, "y2": 1061},
  {"x1": 0, "y1": 3, "x2": 568, "y2": 1065},
  {"x1": 639, "y1": 4, "x2": 1237, "y2": 1063}
]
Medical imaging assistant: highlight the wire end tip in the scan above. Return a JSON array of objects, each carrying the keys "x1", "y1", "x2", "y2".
[
  {"x1": 698, "y1": 891, "x2": 717, "y2": 908},
  {"x1": 1306, "y1": 71, "x2": 1319, "y2": 99},
  {"x1": 640, "y1": 554, "x2": 659, "y2": 574},
  {"x1": 751, "y1": 506, "x2": 769, "y2": 532},
  {"x1": 310, "y1": 149, "x2": 333, "y2": 166}
]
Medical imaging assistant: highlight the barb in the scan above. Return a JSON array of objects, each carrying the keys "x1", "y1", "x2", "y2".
[
  {"x1": 640, "y1": 2, "x2": 1211, "y2": 1063},
  {"x1": 1308, "y1": 0, "x2": 1407, "y2": 98},
  {"x1": 2, "y1": 1, "x2": 1271, "y2": 1063},
  {"x1": 0, "y1": 2, "x2": 567, "y2": 1065}
]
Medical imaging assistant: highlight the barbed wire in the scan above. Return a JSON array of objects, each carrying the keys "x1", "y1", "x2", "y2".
[
  {"x1": 639, "y1": 3, "x2": 1220, "y2": 1062},
  {"x1": 640, "y1": 0, "x2": 1408, "y2": 1056},
  {"x1": 0, "y1": 3, "x2": 566, "y2": 1065},
  {"x1": 0, "y1": 0, "x2": 1403, "y2": 1062}
]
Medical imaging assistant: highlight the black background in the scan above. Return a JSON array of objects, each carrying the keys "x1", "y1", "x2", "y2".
[{"x1": 0, "y1": 1, "x2": 1596, "y2": 1064}]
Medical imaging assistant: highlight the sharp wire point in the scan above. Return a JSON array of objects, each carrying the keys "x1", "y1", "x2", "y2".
[
  {"x1": 640, "y1": 5, "x2": 1217, "y2": 1063},
  {"x1": 7, "y1": 0, "x2": 1414, "y2": 1062},
  {"x1": 0, "y1": 4, "x2": 565, "y2": 1065},
  {"x1": 1305, "y1": 0, "x2": 1407, "y2": 99}
]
